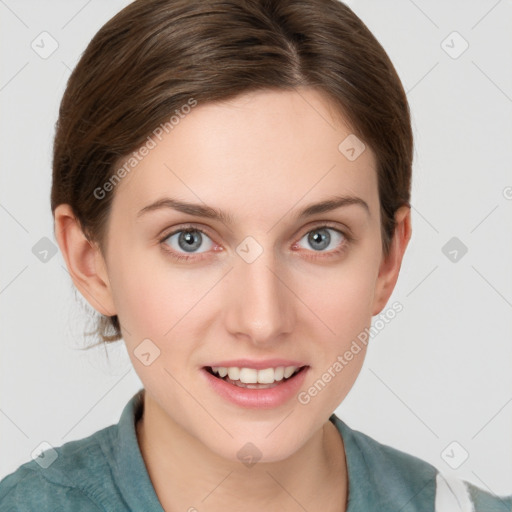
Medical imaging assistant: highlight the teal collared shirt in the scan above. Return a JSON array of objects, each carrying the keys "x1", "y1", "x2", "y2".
[{"x1": 1, "y1": 388, "x2": 510, "y2": 511}]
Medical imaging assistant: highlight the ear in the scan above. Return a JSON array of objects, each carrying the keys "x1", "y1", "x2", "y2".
[
  {"x1": 54, "y1": 204, "x2": 116, "y2": 317},
  {"x1": 372, "y1": 205, "x2": 412, "y2": 316}
]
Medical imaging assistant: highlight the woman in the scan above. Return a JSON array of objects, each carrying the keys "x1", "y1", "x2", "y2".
[{"x1": 1, "y1": 0, "x2": 510, "y2": 510}]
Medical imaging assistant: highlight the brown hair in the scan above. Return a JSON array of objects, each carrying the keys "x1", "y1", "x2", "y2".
[{"x1": 51, "y1": 0, "x2": 413, "y2": 348}]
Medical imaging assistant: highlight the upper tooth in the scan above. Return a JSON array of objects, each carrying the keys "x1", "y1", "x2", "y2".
[
  {"x1": 283, "y1": 366, "x2": 297, "y2": 379},
  {"x1": 212, "y1": 366, "x2": 299, "y2": 384},
  {"x1": 257, "y1": 368, "x2": 275, "y2": 384},
  {"x1": 274, "y1": 366, "x2": 284, "y2": 381},
  {"x1": 216, "y1": 367, "x2": 228, "y2": 378},
  {"x1": 239, "y1": 368, "x2": 258, "y2": 384},
  {"x1": 227, "y1": 367, "x2": 240, "y2": 380}
]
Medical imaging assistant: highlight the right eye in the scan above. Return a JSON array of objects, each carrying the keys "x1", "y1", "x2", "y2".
[{"x1": 160, "y1": 226, "x2": 216, "y2": 261}]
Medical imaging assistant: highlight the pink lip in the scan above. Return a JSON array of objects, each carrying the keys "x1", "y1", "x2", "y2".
[
  {"x1": 204, "y1": 359, "x2": 307, "y2": 370},
  {"x1": 201, "y1": 365, "x2": 309, "y2": 409}
]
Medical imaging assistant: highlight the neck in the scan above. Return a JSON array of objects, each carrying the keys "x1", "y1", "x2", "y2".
[{"x1": 136, "y1": 391, "x2": 348, "y2": 512}]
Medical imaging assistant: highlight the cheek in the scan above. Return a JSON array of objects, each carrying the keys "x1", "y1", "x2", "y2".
[
  {"x1": 105, "y1": 240, "x2": 179, "y2": 336},
  {"x1": 293, "y1": 268, "x2": 376, "y2": 413},
  {"x1": 107, "y1": 254, "x2": 206, "y2": 393},
  {"x1": 299, "y1": 249, "x2": 379, "y2": 341},
  {"x1": 109, "y1": 255, "x2": 204, "y2": 340}
]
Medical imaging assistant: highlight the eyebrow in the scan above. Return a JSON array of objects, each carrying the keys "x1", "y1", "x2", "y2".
[{"x1": 136, "y1": 194, "x2": 370, "y2": 224}]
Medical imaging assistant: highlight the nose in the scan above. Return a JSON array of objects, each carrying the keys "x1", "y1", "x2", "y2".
[{"x1": 223, "y1": 245, "x2": 295, "y2": 345}]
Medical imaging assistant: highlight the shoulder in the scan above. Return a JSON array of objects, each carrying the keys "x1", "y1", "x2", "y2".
[
  {"x1": 0, "y1": 423, "x2": 120, "y2": 512},
  {"x1": 330, "y1": 415, "x2": 512, "y2": 511},
  {"x1": 340, "y1": 417, "x2": 436, "y2": 476},
  {"x1": 330, "y1": 414, "x2": 437, "y2": 510},
  {"x1": 466, "y1": 481, "x2": 512, "y2": 512},
  {"x1": 0, "y1": 463, "x2": 105, "y2": 512},
  {"x1": 435, "y1": 473, "x2": 512, "y2": 512}
]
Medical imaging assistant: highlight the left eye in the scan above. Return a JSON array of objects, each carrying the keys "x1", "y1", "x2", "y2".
[
  {"x1": 163, "y1": 228, "x2": 214, "y2": 254},
  {"x1": 296, "y1": 227, "x2": 345, "y2": 252}
]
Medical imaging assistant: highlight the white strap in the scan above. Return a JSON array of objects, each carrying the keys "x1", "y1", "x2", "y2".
[{"x1": 435, "y1": 472, "x2": 475, "y2": 512}]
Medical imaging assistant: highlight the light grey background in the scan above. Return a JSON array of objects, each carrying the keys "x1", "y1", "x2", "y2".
[{"x1": 1, "y1": 0, "x2": 511, "y2": 496}]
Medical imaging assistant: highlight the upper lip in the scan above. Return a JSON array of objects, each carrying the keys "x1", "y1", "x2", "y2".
[{"x1": 204, "y1": 359, "x2": 308, "y2": 370}]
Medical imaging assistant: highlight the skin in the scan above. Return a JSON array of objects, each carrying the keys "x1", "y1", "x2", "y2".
[{"x1": 54, "y1": 86, "x2": 411, "y2": 512}]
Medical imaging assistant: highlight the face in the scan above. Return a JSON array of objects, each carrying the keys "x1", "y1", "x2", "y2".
[{"x1": 97, "y1": 87, "x2": 391, "y2": 462}]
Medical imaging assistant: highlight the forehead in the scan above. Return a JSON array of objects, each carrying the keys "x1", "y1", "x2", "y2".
[{"x1": 111, "y1": 87, "x2": 378, "y2": 223}]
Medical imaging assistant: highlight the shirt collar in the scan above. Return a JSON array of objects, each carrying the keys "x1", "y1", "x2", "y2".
[
  {"x1": 114, "y1": 387, "x2": 165, "y2": 511},
  {"x1": 329, "y1": 413, "x2": 436, "y2": 510}
]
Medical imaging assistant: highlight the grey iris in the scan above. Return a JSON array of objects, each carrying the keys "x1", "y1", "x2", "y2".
[
  {"x1": 308, "y1": 229, "x2": 330, "y2": 251},
  {"x1": 179, "y1": 230, "x2": 202, "y2": 252}
]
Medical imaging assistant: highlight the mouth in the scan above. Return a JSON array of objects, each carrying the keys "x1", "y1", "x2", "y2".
[
  {"x1": 201, "y1": 362, "x2": 310, "y2": 409},
  {"x1": 204, "y1": 365, "x2": 308, "y2": 389}
]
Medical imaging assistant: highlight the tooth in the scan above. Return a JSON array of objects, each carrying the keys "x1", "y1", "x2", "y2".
[
  {"x1": 274, "y1": 366, "x2": 285, "y2": 381},
  {"x1": 217, "y1": 367, "x2": 228, "y2": 378},
  {"x1": 257, "y1": 368, "x2": 276, "y2": 384},
  {"x1": 213, "y1": 365, "x2": 300, "y2": 383},
  {"x1": 239, "y1": 368, "x2": 258, "y2": 384},
  {"x1": 284, "y1": 366, "x2": 297, "y2": 379},
  {"x1": 227, "y1": 367, "x2": 240, "y2": 380}
]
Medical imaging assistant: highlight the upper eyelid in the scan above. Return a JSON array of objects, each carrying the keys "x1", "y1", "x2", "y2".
[
  {"x1": 160, "y1": 221, "x2": 351, "y2": 246},
  {"x1": 161, "y1": 224, "x2": 214, "y2": 241}
]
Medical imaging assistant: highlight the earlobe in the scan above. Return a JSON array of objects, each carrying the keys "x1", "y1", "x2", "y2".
[
  {"x1": 53, "y1": 204, "x2": 116, "y2": 317},
  {"x1": 371, "y1": 205, "x2": 412, "y2": 316}
]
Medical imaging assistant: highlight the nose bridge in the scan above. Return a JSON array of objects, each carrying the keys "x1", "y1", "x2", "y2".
[{"x1": 224, "y1": 240, "x2": 294, "y2": 343}]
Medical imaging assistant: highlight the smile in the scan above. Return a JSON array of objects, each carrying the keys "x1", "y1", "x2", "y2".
[
  {"x1": 202, "y1": 365, "x2": 309, "y2": 408},
  {"x1": 207, "y1": 365, "x2": 303, "y2": 387}
]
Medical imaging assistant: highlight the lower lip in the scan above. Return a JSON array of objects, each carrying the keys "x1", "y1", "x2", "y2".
[{"x1": 202, "y1": 367, "x2": 309, "y2": 409}]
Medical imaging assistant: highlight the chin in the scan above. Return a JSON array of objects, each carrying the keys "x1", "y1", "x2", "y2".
[{"x1": 200, "y1": 429, "x2": 306, "y2": 466}]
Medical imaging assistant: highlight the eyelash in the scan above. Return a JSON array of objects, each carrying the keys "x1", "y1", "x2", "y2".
[{"x1": 158, "y1": 222, "x2": 354, "y2": 263}]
